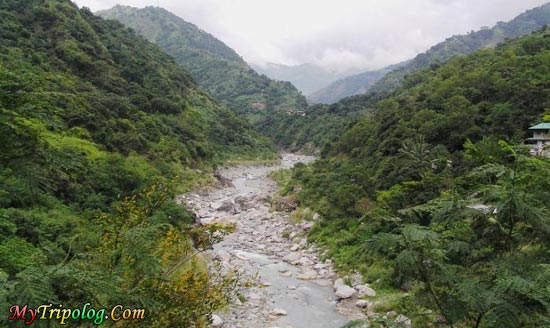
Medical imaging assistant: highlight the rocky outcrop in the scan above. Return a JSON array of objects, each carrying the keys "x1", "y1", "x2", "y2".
[
  {"x1": 214, "y1": 171, "x2": 234, "y2": 188},
  {"x1": 273, "y1": 195, "x2": 298, "y2": 212},
  {"x1": 356, "y1": 284, "x2": 376, "y2": 297},
  {"x1": 211, "y1": 314, "x2": 223, "y2": 327},
  {"x1": 395, "y1": 314, "x2": 412, "y2": 328},
  {"x1": 334, "y1": 278, "x2": 357, "y2": 299}
]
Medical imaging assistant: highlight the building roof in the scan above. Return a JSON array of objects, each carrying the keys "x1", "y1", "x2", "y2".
[{"x1": 529, "y1": 123, "x2": 550, "y2": 130}]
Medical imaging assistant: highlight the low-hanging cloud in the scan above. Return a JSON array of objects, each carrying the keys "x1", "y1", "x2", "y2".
[{"x1": 74, "y1": 0, "x2": 549, "y2": 73}]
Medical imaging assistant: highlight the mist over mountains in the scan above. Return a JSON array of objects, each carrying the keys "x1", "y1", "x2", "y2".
[
  {"x1": 98, "y1": 2, "x2": 550, "y2": 106},
  {"x1": 98, "y1": 5, "x2": 307, "y2": 125},
  {"x1": 3, "y1": 1, "x2": 550, "y2": 327},
  {"x1": 310, "y1": 1, "x2": 550, "y2": 103},
  {"x1": 251, "y1": 62, "x2": 350, "y2": 96}
]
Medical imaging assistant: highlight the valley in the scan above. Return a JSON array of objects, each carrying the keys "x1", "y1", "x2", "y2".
[
  {"x1": 2, "y1": 1, "x2": 550, "y2": 327},
  {"x1": 182, "y1": 154, "x2": 366, "y2": 327}
]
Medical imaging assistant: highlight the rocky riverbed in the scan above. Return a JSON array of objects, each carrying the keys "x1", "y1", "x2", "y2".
[{"x1": 181, "y1": 154, "x2": 370, "y2": 328}]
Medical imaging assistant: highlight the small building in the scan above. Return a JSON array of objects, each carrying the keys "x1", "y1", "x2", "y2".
[{"x1": 526, "y1": 123, "x2": 550, "y2": 156}]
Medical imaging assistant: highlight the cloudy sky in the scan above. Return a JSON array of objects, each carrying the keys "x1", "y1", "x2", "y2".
[{"x1": 74, "y1": 0, "x2": 549, "y2": 73}]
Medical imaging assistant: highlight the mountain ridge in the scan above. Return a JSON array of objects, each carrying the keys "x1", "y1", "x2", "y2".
[
  {"x1": 307, "y1": 61, "x2": 407, "y2": 104},
  {"x1": 0, "y1": 0, "x2": 273, "y2": 326},
  {"x1": 97, "y1": 5, "x2": 308, "y2": 125},
  {"x1": 311, "y1": 2, "x2": 550, "y2": 103},
  {"x1": 280, "y1": 28, "x2": 550, "y2": 327}
]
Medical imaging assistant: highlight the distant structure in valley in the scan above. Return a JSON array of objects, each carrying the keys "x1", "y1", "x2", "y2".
[{"x1": 526, "y1": 123, "x2": 550, "y2": 156}]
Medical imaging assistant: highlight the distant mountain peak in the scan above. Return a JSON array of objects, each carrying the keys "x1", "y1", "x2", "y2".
[{"x1": 97, "y1": 5, "x2": 307, "y2": 127}]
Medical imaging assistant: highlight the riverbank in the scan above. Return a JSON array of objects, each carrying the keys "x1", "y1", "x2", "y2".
[{"x1": 180, "y1": 154, "x2": 366, "y2": 327}]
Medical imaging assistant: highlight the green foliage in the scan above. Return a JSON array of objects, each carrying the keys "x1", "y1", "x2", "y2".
[
  {"x1": 0, "y1": 1, "x2": 270, "y2": 326},
  {"x1": 97, "y1": 6, "x2": 308, "y2": 127},
  {"x1": 309, "y1": 63, "x2": 401, "y2": 104},
  {"x1": 289, "y1": 207, "x2": 315, "y2": 224},
  {"x1": 283, "y1": 30, "x2": 550, "y2": 327}
]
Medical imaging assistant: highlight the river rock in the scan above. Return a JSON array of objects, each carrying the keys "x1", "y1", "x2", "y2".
[
  {"x1": 395, "y1": 314, "x2": 412, "y2": 328},
  {"x1": 317, "y1": 269, "x2": 329, "y2": 278},
  {"x1": 214, "y1": 249, "x2": 231, "y2": 264},
  {"x1": 283, "y1": 252, "x2": 301, "y2": 263},
  {"x1": 234, "y1": 252, "x2": 250, "y2": 261},
  {"x1": 274, "y1": 195, "x2": 297, "y2": 212},
  {"x1": 271, "y1": 308, "x2": 288, "y2": 316},
  {"x1": 356, "y1": 284, "x2": 376, "y2": 297},
  {"x1": 248, "y1": 292, "x2": 262, "y2": 301},
  {"x1": 200, "y1": 217, "x2": 215, "y2": 225},
  {"x1": 210, "y1": 216, "x2": 237, "y2": 225},
  {"x1": 184, "y1": 154, "x2": 368, "y2": 327},
  {"x1": 252, "y1": 194, "x2": 267, "y2": 203},
  {"x1": 235, "y1": 195, "x2": 254, "y2": 210},
  {"x1": 214, "y1": 171, "x2": 233, "y2": 187},
  {"x1": 298, "y1": 256, "x2": 314, "y2": 266},
  {"x1": 356, "y1": 300, "x2": 370, "y2": 308},
  {"x1": 312, "y1": 279, "x2": 332, "y2": 287},
  {"x1": 297, "y1": 271, "x2": 316, "y2": 280},
  {"x1": 211, "y1": 314, "x2": 223, "y2": 327},
  {"x1": 334, "y1": 278, "x2": 356, "y2": 299},
  {"x1": 313, "y1": 263, "x2": 330, "y2": 270},
  {"x1": 212, "y1": 198, "x2": 239, "y2": 214},
  {"x1": 300, "y1": 221, "x2": 314, "y2": 230}
]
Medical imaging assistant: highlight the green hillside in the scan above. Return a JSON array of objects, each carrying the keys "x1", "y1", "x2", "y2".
[
  {"x1": 97, "y1": 5, "x2": 308, "y2": 125},
  {"x1": 279, "y1": 29, "x2": 550, "y2": 326},
  {"x1": 0, "y1": 0, "x2": 272, "y2": 326},
  {"x1": 307, "y1": 63, "x2": 406, "y2": 104},
  {"x1": 269, "y1": 3, "x2": 550, "y2": 152}
]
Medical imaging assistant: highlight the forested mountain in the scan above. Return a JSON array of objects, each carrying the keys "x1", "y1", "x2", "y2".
[
  {"x1": 313, "y1": 2, "x2": 550, "y2": 103},
  {"x1": 307, "y1": 65, "x2": 394, "y2": 104},
  {"x1": 97, "y1": 5, "x2": 307, "y2": 125},
  {"x1": 251, "y1": 62, "x2": 345, "y2": 96},
  {"x1": 264, "y1": 3, "x2": 550, "y2": 152},
  {"x1": 279, "y1": 29, "x2": 550, "y2": 326},
  {"x1": 258, "y1": 93, "x2": 380, "y2": 152},
  {"x1": 0, "y1": 0, "x2": 272, "y2": 326}
]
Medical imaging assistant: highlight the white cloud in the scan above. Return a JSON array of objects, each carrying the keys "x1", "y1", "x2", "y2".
[{"x1": 74, "y1": 0, "x2": 550, "y2": 72}]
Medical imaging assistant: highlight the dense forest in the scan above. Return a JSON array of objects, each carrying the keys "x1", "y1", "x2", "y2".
[
  {"x1": 258, "y1": 94, "x2": 379, "y2": 152},
  {"x1": 278, "y1": 29, "x2": 550, "y2": 327},
  {"x1": 307, "y1": 63, "x2": 402, "y2": 104},
  {"x1": 97, "y1": 6, "x2": 308, "y2": 126},
  {"x1": 0, "y1": 0, "x2": 273, "y2": 326},
  {"x1": 259, "y1": 3, "x2": 550, "y2": 153},
  {"x1": 3, "y1": 0, "x2": 550, "y2": 327}
]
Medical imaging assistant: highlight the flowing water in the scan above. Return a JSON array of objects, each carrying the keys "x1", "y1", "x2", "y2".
[{"x1": 182, "y1": 154, "x2": 365, "y2": 328}]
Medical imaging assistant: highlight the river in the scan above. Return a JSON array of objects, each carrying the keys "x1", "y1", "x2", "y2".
[{"x1": 182, "y1": 153, "x2": 366, "y2": 328}]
